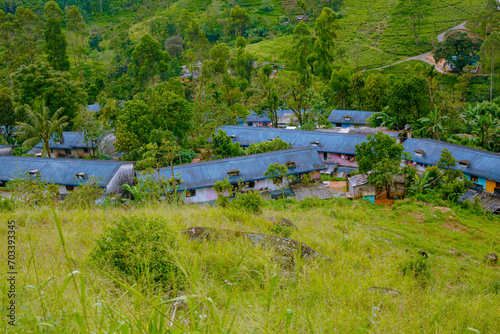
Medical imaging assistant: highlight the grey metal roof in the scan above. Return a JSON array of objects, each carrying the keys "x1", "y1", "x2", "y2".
[
  {"x1": 34, "y1": 132, "x2": 91, "y2": 150},
  {"x1": 220, "y1": 125, "x2": 368, "y2": 155},
  {"x1": 403, "y1": 138, "x2": 500, "y2": 182},
  {"x1": 0, "y1": 145, "x2": 13, "y2": 148},
  {"x1": 87, "y1": 103, "x2": 100, "y2": 112},
  {"x1": 244, "y1": 110, "x2": 292, "y2": 123},
  {"x1": 328, "y1": 110, "x2": 377, "y2": 124},
  {"x1": 137, "y1": 147, "x2": 326, "y2": 190},
  {"x1": 0, "y1": 156, "x2": 131, "y2": 187},
  {"x1": 318, "y1": 127, "x2": 401, "y2": 139}
]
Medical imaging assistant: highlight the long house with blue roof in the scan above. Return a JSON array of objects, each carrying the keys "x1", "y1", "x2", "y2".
[
  {"x1": 0, "y1": 156, "x2": 134, "y2": 196},
  {"x1": 403, "y1": 138, "x2": 500, "y2": 194},
  {"x1": 238, "y1": 110, "x2": 298, "y2": 128},
  {"x1": 220, "y1": 125, "x2": 368, "y2": 167},
  {"x1": 30, "y1": 131, "x2": 98, "y2": 158},
  {"x1": 328, "y1": 110, "x2": 377, "y2": 128},
  {"x1": 137, "y1": 147, "x2": 326, "y2": 204}
]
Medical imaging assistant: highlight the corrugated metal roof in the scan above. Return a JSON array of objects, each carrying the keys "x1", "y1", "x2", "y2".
[
  {"x1": 244, "y1": 110, "x2": 292, "y2": 123},
  {"x1": 34, "y1": 132, "x2": 91, "y2": 150},
  {"x1": 87, "y1": 103, "x2": 100, "y2": 112},
  {"x1": 0, "y1": 145, "x2": 13, "y2": 148},
  {"x1": 0, "y1": 156, "x2": 130, "y2": 187},
  {"x1": 328, "y1": 110, "x2": 376, "y2": 124},
  {"x1": 137, "y1": 147, "x2": 326, "y2": 190},
  {"x1": 317, "y1": 127, "x2": 401, "y2": 139},
  {"x1": 403, "y1": 138, "x2": 500, "y2": 182},
  {"x1": 348, "y1": 173, "x2": 370, "y2": 187},
  {"x1": 220, "y1": 125, "x2": 368, "y2": 155}
]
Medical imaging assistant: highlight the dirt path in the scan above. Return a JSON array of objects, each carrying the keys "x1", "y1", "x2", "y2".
[{"x1": 373, "y1": 22, "x2": 468, "y2": 74}]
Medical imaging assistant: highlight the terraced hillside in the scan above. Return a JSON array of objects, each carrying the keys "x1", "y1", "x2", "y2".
[{"x1": 246, "y1": 0, "x2": 487, "y2": 68}]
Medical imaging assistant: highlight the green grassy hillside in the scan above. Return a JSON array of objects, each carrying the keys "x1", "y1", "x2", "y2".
[
  {"x1": 246, "y1": 0, "x2": 487, "y2": 68},
  {"x1": 2, "y1": 198, "x2": 499, "y2": 332}
]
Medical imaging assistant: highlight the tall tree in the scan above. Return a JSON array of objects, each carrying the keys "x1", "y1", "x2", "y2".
[
  {"x1": 363, "y1": 74, "x2": 390, "y2": 112},
  {"x1": 129, "y1": 33, "x2": 173, "y2": 88},
  {"x1": 387, "y1": 76, "x2": 430, "y2": 127},
  {"x1": 393, "y1": 0, "x2": 431, "y2": 45},
  {"x1": 0, "y1": 88, "x2": 16, "y2": 142},
  {"x1": 0, "y1": 7, "x2": 43, "y2": 73},
  {"x1": 313, "y1": 7, "x2": 339, "y2": 81},
  {"x1": 66, "y1": 5, "x2": 87, "y2": 81},
  {"x1": 355, "y1": 132, "x2": 406, "y2": 194},
  {"x1": 229, "y1": 5, "x2": 249, "y2": 37},
  {"x1": 434, "y1": 31, "x2": 482, "y2": 72},
  {"x1": 329, "y1": 67, "x2": 351, "y2": 110},
  {"x1": 44, "y1": 1, "x2": 69, "y2": 71},
  {"x1": 15, "y1": 99, "x2": 69, "y2": 157},
  {"x1": 480, "y1": 31, "x2": 500, "y2": 102},
  {"x1": 251, "y1": 64, "x2": 281, "y2": 127},
  {"x1": 11, "y1": 61, "x2": 87, "y2": 121}
]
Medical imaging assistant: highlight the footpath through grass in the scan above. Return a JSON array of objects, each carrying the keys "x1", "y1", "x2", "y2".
[{"x1": 1, "y1": 198, "x2": 499, "y2": 332}]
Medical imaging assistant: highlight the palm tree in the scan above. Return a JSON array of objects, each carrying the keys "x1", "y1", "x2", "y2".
[
  {"x1": 417, "y1": 108, "x2": 448, "y2": 140},
  {"x1": 15, "y1": 99, "x2": 69, "y2": 158}
]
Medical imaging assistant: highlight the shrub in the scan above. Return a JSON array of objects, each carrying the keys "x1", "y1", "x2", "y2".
[
  {"x1": 214, "y1": 178, "x2": 233, "y2": 208},
  {"x1": 10, "y1": 174, "x2": 58, "y2": 206},
  {"x1": 270, "y1": 223, "x2": 293, "y2": 238},
  {"x1": 92, "y1": 216, "x2": 183, "y2": 289},
  {"x1": 0, "y1": 197, "x2": 16, "y2": 211},
  {"x1": 231, "y1": 190, "x2": 264, "y2": 214},
  {"x1": 63, "y1": 177, "x2": 105, "y2": 209},
  {"x1": 401, "y1": 257, "x2": 430, "y2": 287},
  {"x1": 440, "y1": 179, "x2": 467, "y2": 202}
]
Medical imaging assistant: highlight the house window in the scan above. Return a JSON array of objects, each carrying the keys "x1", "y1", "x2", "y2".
[
  {"x1": 0, "y1": 181, "x2": 6, "y2": 187},
  {"x1": 186, "y1": 189, "x2": 196, "y2": 197},
  {"x1": 246, "y1": 181, "x2": 255, "y2": 188},
  {"x1": 65, "y1": 149, "x2": 71, "y2": 156},
  {"x1": 83, "y1": 148, "x2": 89, "y2": 153},
  {"x1": 273, "y1": 178, "x2": 283, "y2": 185},
  {"x1": 495, "y1": 182, "x2": 500, "y2": 188},
  {"x1": 66, "y1": 185, "x2": 74, "y2": 192},
  {"x1": 470, "y1": 176, "x2": 478, "y2": 183}
]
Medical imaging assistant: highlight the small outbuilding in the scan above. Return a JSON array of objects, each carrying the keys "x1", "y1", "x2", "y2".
[{"x1": 0, "y1": 145, "x2": 13, "y2": 156}]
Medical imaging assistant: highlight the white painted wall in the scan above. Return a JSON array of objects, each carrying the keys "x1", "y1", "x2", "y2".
[
  {"x1": 0, "y1": 147, "x2": 12, "y2": 156},
  {"x1": 106, "y1": 164, "x2": 134, "y2": 195}
]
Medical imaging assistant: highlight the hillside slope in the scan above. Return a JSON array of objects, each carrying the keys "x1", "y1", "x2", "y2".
[
  {"x1": 2, "y1": 199, "x2": 499, "y2": 332},
  {"x1": 246, "y1": 0, "x2": 487, "y2": 68}
]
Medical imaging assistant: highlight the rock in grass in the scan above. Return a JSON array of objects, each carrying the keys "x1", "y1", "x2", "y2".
[
  {"x1": 181, "y1": 226, "x2": 328, "y2": 261},
  {"x1": 280, "y1": 218, "x2": 297, "y2": 229},
  {"x1": 485, "y1": 253, "x2": 498, "y2": 264},
  {"x1": 367, "y1": 286, "x2": 401, "y2": 296}
]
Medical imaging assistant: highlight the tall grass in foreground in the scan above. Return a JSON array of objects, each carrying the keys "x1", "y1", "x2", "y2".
[{"x1": 1, "y1": 198, "x2": 499, "y2": 333}]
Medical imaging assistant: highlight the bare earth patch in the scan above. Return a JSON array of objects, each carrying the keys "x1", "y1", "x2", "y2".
[
  {"x1": 443, "y1": 222, "x2": 469, "y2": 233},
  {"x1": 432, "y1": 206, "x2": 452, "y2": 213}
]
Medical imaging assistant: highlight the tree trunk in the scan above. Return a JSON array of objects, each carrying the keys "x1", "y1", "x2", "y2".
[
  {"x1": 491, "y1": 59, "x2": 494, "y2": 102},
  {"x1": 43, "y1": 140, "x2": 51, "y2": 158}
]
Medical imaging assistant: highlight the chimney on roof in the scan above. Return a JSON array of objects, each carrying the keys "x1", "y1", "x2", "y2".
[
  {"x1": 414, "y1": 149, "x2": 425, "y2": 157},
  {"x1": 285, "y1": 161, "x2": 296, "y2": 168},
  {"x1": 75, "y1": 172, "x2": 86, "y2": 180},
  {"x1": 229, "y1": 135, "x2": 236, "y2": 139},
  {"x1": 311, "y1": 141, "x2": 320, "y2": 146},
  {"x1": 227, "y1": 169, "x2": 240, "y2": 177},
  {"x1": 458, "y1": 160, "x2": 470, "y2": 168},
  {"x1": 28, "y1": 169, "x2": 40, "y2": 177}
]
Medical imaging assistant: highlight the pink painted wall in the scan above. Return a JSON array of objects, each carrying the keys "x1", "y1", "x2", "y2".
[{"x1": 318, "y1": 152, "x2": 358, "y2": 167}]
